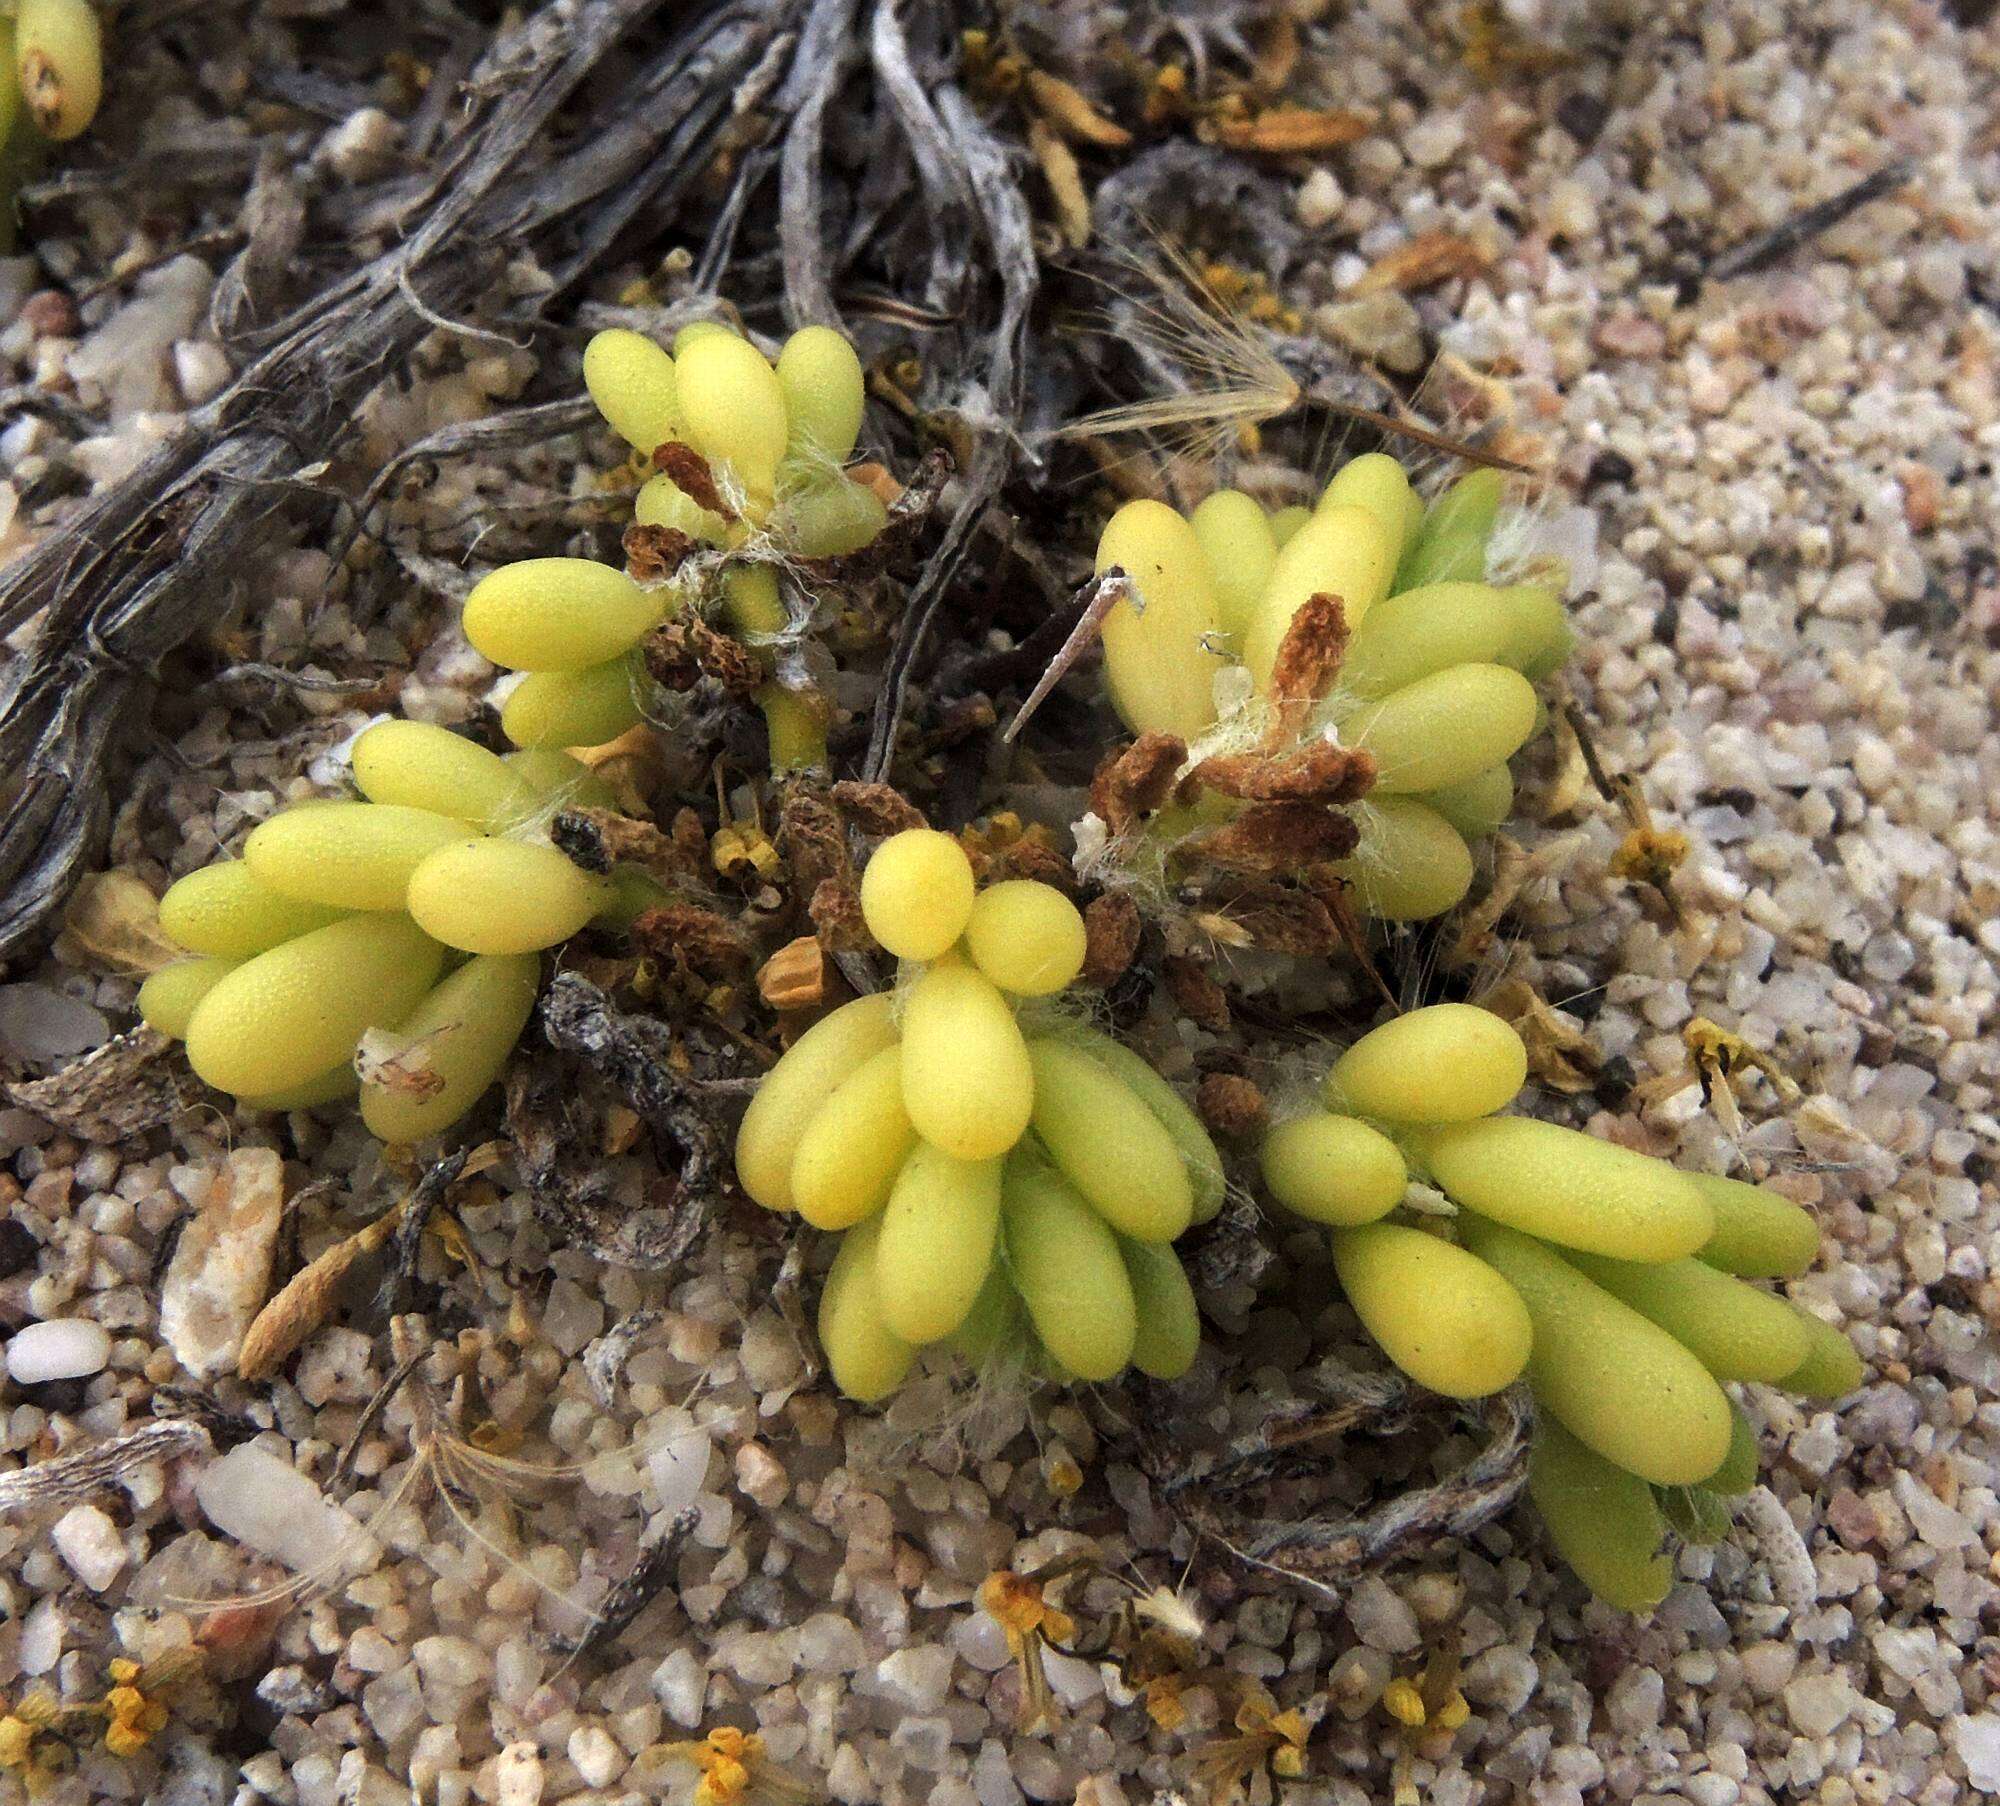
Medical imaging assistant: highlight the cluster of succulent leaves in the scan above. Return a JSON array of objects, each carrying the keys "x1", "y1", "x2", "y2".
[
  {"x1": 1259, "y1": 1001, "x2": 1853, "y2": 1609},
  {"x1": 1089, "y1": 456, "x2": 1570, "y2": 928},
  {"x1": 737, "y1": 829, "x2": 1222, "y2": 1399},
  {"x1": 2, "y1": 0, "x2": 100, "y2": 246},
  {"x1": 139, "y1": 727, "x2": 631, "y2": 1141},
  {"x1": 461, "y1": 318, "x2": 892, "y2": 774}
]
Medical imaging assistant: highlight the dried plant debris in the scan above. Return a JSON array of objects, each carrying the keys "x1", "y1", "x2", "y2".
[
  {"x1": 507, "y1": 975, "x2": 725, "y2": 1270},
  {"x1": 1149, "y1": 1380, "x2": 1532, "y2": 1599},
  {"x1": 5, "y1": 1026, "x2": 186, "y2": 1139},
  {"x1": 546, "y1": 1505, "x2": 698, "y2": 1663},
  {"x1": 0, "y1": 1419, "x2": 211, "y2": 1516}
]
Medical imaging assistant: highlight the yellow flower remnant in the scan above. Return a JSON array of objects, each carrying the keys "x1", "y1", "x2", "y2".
[
  {"x1": 655, "y1": 1727, "x2": 810, "y2": 1806},
  {"x1": 980, "y1": 1570, "x2": 1078, "y2": 1733},
  {"x1": 1190, "y1": 1683, "x2": 1310, "y2": 1801}
]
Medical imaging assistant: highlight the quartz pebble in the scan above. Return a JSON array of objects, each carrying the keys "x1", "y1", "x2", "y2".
[
  {"x1": 568, "y1": 1725, "x2": 623, "y2": 1789},
  {"x1": 493, "y1": 1741, "x2": 544, "y2": 1806},
  {"x1": 194, "y1": 1442, "x2": 365, "y2": 1573},
  {"x1": 6, "y1": 1317, "x2": 111, "y2": 1383},
  {"x1": 159, "y1": 1147, "x2": 285, "y2": 1379},
  {"x1": 51, "y1": 1504, "x2": 125, "y2": 1591}
]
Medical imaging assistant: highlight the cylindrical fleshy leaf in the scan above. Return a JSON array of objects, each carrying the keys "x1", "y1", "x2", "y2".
[
  {"x1": 139, "y1": 957, "x2": 239, "y2": 1039},
  {"x1": 859, "y1": 829, "x2": 976, "y2": 962},
  {"x1": 1563, "y1": 1250, "x2": 1810, "y2": 1383},
  {"x1": 351, "y1": 721, "x2": 542, "y2": 831},
  {"x1": 405, "y1": 838, "x2": 611, "y2": 954},
  {"x1": 1413, "y1": 1115, "x2": 1714, "y2": 1262},
  {"x1": 1333, "y1": 797, "x2": 1474, "y2": 921},
  {"x1": 1046, "y1": 1024, "x2": 1224, "y2": 1224},
  {"x1": 1094, "y1": 500, "x2": 1223, "y2": 740},
  {"x1": 16, "y1": 0, "x2": 102, "y2": 140},
  {"x1": 1120, "y1": 1237, "x2": 1200, "y2": 1379},
  {"x1": 776, "y1": 325, "x2": 866, "y2": 464},
  {"x1": 1325, "y1": 1002, "x2": 1527, "y2": 1124},
  {"x1": 900, "y1": 964, "x2": 1033, "y2": 1161},
  {"x1": 1343, "y1": 663, "x2": 1538, "y2": 795},
  {"x1": 819, "y1": 1213, "x2": 915, "y2": 1402},
  {"x1": 463, "y1": 559, "x2": 663, "y2": 672},
  {"x1": 1243, "y1": 503, "x2": 1396, "y2": 687},
  {"x1": 1529, "y1": 1418, "x2": 1672, "y2": 1613},
  {"x1": 1461, "y1": 1218, "x2": 1732, "y2": 1486},
  {"x1": 1690, "y1": 1174, "x2": 1820, "y2": 1278},
  {"x1": 735, "y1": 995, "x2": 897, "y2": 1212},
  {"x1": 675, "y1": 330, "x2": 788, "y2": 509},
  {"x1": 1260, "y1": 1113, "x2": 1406, "y2": 1225},
  {"x1": 1027, "y1": 1039, "x2": 1192, "y2": 1242},
  {"x1": 1781, "y1": 1306, "x2": 1864, "y2": 1400},
  {"x1": 582, "y1": 329, "x2": 681, "y2": 453},
  {"x1": 963, "y1": 881, "x2": 1086, "y2": 997},
  {"x1": 360, "y1": 953, "x2": 540, "y2": 1144},
  {"x1": 1330, "y1": 1222, "x2": 1531, "y2": 1398},
  {"x1": 1189, "y1": 489, "x2": 1277, "y2": 640},
  {"x1": 1002, "y1": 1156, "x2": 1138, "y2": 1382},
  {"x1": 1320, "y1": 452, "x2": 1421, "y2": 558},
  {"x1": 245, "y1": 803, "x2": 465, "y2": 912},
  {"x1": 1422, "y1": 765, "x2": 1514, "y2": 840},
  {"x1": 875, "y1": 1143, "x2": 1004, "y2": 1344},
  {"x1": 184, "y1": 914, "x2": 444, "y2": 1099},
  {"x1": 159, "y1": 862, "x2": 349, "y2": 958},
  {"x1": 1396, "y1": 469, "x2": 1502, "y2": 592},
  {"x1": 789, "y1": 1046, "x2": 915, "y2": 1231},
  {"x1": 501, "y1": 654, "x2": 649, "y2": 751}
]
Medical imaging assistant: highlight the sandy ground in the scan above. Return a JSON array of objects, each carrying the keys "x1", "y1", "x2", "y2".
[{"x1": 0, "y1": 0, "x2": 1996, "y2": 1802}]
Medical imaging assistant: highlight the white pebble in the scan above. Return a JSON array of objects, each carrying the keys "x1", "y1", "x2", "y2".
[
  {"x1": 7, "y1": 1318, "x2": 111, "y2": 1384},
  {"x1": 796, "y1": 1611, "x2": 868, "y2": 1674},
  {"x1": 172, "y1": 339, "x2": 232, "y2": 407},
  {"x1": 1950, "y1": 1714, "x2": 2000, "y2": 1792},
  {"x1": 645, "y1": 1410, "x2": 711, "y2": 1517},
  {"x1": 1348, "y1": 1574, "x2": 1421, "y2": 1653},
  {"x1": 160, "y1": 1148, "x2": 285, "y2": 1381},
  {"x1": 568, "y1": 1726, "x2": 623, "y2": 1790},
  {"x1": 1296, "y1": 168, "x2": 1344, "y2": 230},
  {"x1": 320, "y1": 108, "x2": 402, "y2": 183},
  {"x1": 652, "y1": 1646, "x2": 708, "y2": 1727},
  {"x1": 1783, "y1": 1670, "x2": 1860, "y2": 1737},
  {"x1": 195, "y1": 1443, "x2": 366, "y2": 1573},
  {"x1": 873, "y1": 1644, "x2": 954, "y2": 1713},
  {"x1": 413, "y1": 1634, "x2": 491, "y2": 1692},
  {"x1": 493, "y1": 1741, "x2": 544, "y2": 1806},
  {"x1": 0, "y1": 984, "x2": 108, "y2": 1063},
  {"x1": 51, "y1": 1504, "x2": 125, "y2": 1591}
]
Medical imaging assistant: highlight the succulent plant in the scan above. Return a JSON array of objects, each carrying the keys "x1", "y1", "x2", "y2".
[
  {"x1": 140, "y1": 725, "x2": 622, "y2": 1140},
  {"x1": 736, "y1": 828, "x2": 1222, "y2": 1399},
  {"x1": 1257, "y1": 1001, "x2": 1853, "y2": 1609},
  {"x1": 1087, "y1": 457, "x2": 1570, "y2": 927},
  {"x1": 461, "y1": 318, "x2": 891, "y2": 775}
]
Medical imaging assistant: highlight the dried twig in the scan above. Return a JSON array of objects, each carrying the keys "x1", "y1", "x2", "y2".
[
  {"x1": 548, "y1": 1506, "x2": 700, "y2": 1660},
  {"x1": 0, "y1": 1419, "x2": 210, "y2": 1515},
  {"x1": 5, "y1": 1027, "x2": 186, "y2": 1140},
  {"x1": 1707, "y1": 160, "x2": 1913, "y2": 282},
  {"x1": 1001, "y1": 570, "x2": 1132, "y2": 744},
  {"x1": 1155, "y1": 1385, "x2": 1533, "y2": 1600}
]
